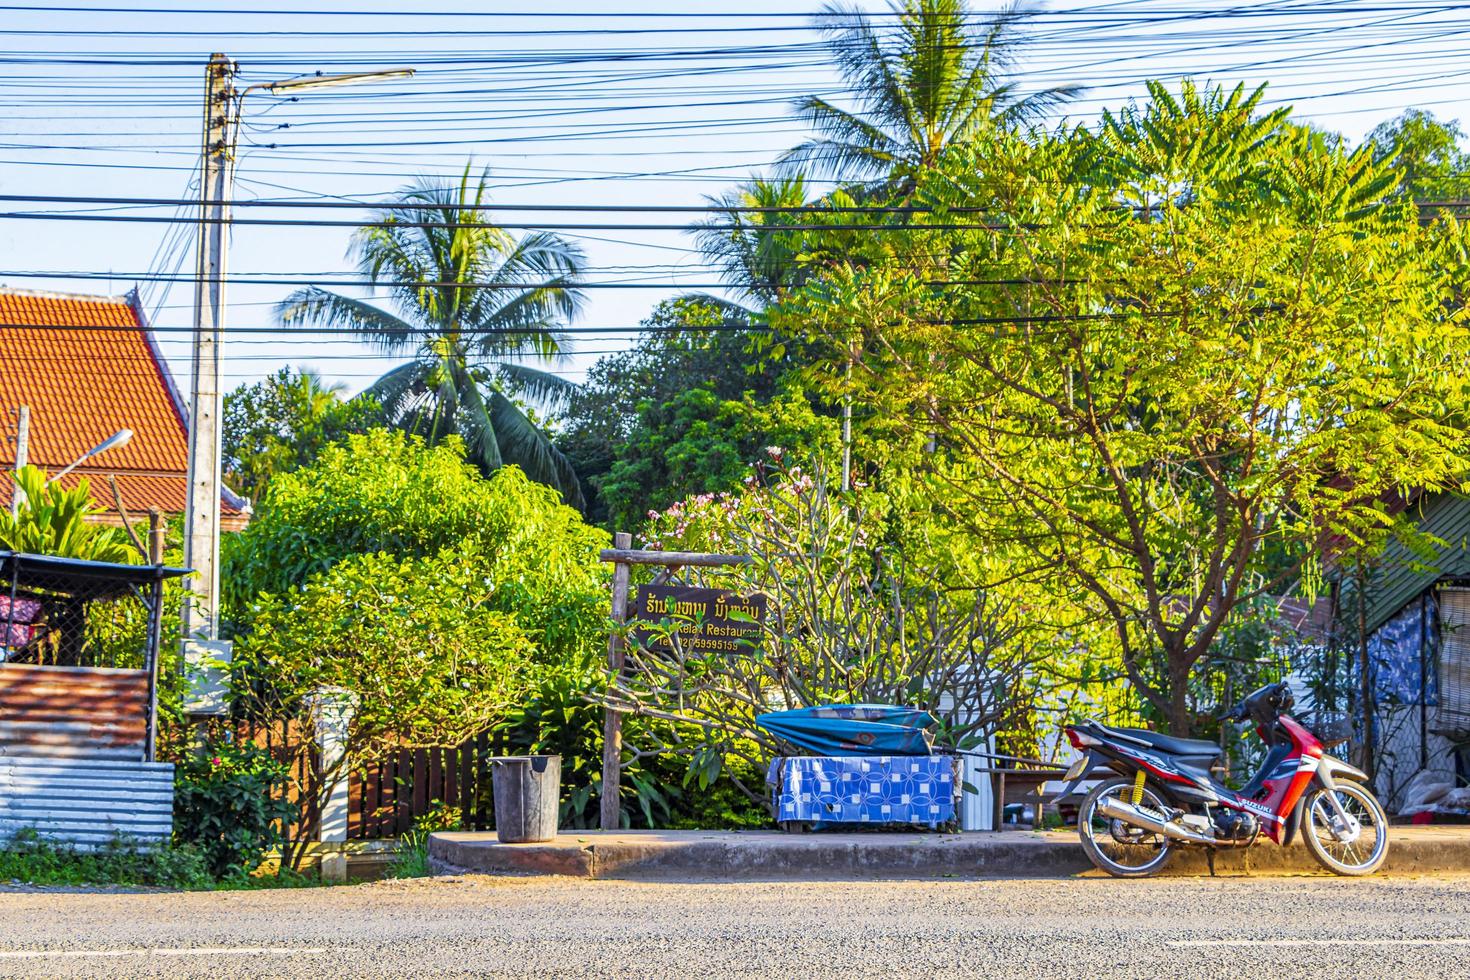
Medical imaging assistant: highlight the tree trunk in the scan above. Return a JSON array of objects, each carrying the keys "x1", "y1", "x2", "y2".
[{"x1": 1166, "y1": 651, "x2": 1193, "y2": 736}]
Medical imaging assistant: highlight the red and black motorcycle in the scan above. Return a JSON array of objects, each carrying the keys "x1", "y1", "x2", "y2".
[{"x1": 1059, "y1": 682, "x2": 1389, "y2": 877}]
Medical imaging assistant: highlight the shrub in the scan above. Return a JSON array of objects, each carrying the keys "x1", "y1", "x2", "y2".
[
  {"x1": 499, "y1": 657, "x2": 769, "y2": 830},
  {"x1": 0, "y1": 829, "x2": 212, "y2": 889},
  {"x1": 173, "y1": 738, "x2": 299, "y2": 879},
  {"x1": 387, "y1": 803, "x2": 462, "y2": 879},
  {"x1": 223, "y1": 430, "x2": 608, "y2": 660},
  {"x1": 233, "y1": 547, "x2": 539, "y2": 866}
]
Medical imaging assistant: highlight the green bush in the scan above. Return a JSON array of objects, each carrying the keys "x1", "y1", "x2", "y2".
[
  {"x1": 173, "y1": 739, "x2": 299, "y2": 879},
  {"x1": 498, "y1": 658, "x2": 769, "y2": 830},
  {"x1": 0, "y1": 829, "x2": 212, "y2": 889},
  {"x1": 223, "y1": 430, "x2": 609, "y2": 661}
]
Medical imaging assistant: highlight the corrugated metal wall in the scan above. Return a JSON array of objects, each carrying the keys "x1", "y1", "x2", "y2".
[
  {"x1": 0, "y1": 756, "x2": 174, "y2": 845},
  {"x1": 1347, "y1": 492, "x2": 1470, "y2": 635},
  {"x1": 0, "y1": 664, "x2": 148, "y2": 761},
  {"x1": 0, "y1": 664, "x2": 171, "y2": 846}
]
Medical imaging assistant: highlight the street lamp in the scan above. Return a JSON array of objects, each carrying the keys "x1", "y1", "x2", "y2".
[
  {"x1": 181, "y1": 56, "x2": 414, "y2": 706},
  {"x1": 49, "y1": 428, "x2": 133, "y2": 484},
  {"x1": 9, "y1": 425, "x2": 133, "y2": 517}
]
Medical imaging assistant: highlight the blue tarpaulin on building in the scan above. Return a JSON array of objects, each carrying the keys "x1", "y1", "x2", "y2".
[{"x1": 1365, "y1": 594, "x2": 1438, "y2": 705}]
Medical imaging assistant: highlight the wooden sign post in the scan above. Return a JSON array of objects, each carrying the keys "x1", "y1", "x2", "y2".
[{"x1": 598, "y1": 539, "x2": 752, "y2": 832}]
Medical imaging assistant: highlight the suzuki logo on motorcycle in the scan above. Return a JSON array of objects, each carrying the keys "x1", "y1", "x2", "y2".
[{"x1": 1234, "y1": 797, "x2": 1282, "y2": 823}]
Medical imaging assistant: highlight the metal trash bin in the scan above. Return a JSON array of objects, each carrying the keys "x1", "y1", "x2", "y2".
[{"x1": 491, "y1": 755, "x2": 562, "y2": 843}]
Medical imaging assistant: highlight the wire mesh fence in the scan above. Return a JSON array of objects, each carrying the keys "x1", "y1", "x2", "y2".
[{"x1": 0, "y1": 553, "x2": 166, "y2": 671}]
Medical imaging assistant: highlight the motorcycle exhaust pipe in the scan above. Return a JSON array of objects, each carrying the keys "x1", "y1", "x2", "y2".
[{"x1": 1096, "y1": 796, "x2": 1217, "y2": 846}]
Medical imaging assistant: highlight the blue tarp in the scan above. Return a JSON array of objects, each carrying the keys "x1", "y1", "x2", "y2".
[
  {"x1": 1365, "y1": 594, "x2": 1438, "y2": 705},
  {"x1": 755, "y1": 704, "x2": 937, "y2": 757}
]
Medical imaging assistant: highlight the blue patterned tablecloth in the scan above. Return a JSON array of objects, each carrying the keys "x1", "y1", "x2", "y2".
[{"x1": 772, "y1": 755, "x2": 957, "y2": 827}]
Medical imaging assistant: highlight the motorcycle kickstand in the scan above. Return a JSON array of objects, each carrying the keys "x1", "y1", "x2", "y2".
[{"x1": 1206, "y1": 848, "x2": 1216, "y2": 877}]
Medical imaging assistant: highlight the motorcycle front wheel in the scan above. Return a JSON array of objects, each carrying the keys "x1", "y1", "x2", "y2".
[
  {"x1": 1077, "y1": 776, "x2": 1174, "y2": 878},
  {"x1": 1301, "y1": 780, "x2": 1390, "y2": 876}
]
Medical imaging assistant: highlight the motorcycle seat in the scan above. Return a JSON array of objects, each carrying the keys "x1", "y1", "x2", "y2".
[{"x1": 1106, "y1": 725, "x2": 1223, "y2": 761}]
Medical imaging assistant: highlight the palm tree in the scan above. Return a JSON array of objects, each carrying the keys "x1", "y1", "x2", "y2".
[
  {"x1": 694, "y1": 176, "x2": 825, "y2": 310},
  {"x1": 782, "y1": 0, "x2": 1081, "y2": 191},
  {"x1": 276, "y1": 168, "x2": 587, "y2": 508}
]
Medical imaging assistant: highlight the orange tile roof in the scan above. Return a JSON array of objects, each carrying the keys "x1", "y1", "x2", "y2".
[{"x1": 0, "y1": 288, "x2": 249, "y2": 527}]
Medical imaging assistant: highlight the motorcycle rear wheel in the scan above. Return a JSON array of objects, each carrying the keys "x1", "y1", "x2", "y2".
[
  {"x1": 1077, "y1": 776, "x2": 1174, "y2": 878},
  {"x1": 1301, "y1": 781, "x2": 1389, "y2": 876}
]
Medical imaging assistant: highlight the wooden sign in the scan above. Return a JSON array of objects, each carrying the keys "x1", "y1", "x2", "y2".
[{"x1": 630, "y1": 585, "x2": 766, "y2": 655}]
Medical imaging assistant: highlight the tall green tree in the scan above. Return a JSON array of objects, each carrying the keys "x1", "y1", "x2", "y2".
[
  {"x1": 774, "y1": 85, "x2": 1470, "y2": 735},
  {"x1": 222, "y1": 367, "x2": 382, "y2": 503},
  {"x1": 557, "y1": 298, "x2": 816, "y2": 526},
  {"x1": 276, "y1": 168, "x2": 587, "y2": 507},
  {"x1": 1366, "y1": 108, "x2": 1470, "y2": 201},
  {"x1": 782, "y1": 0, "x2": 1080, "y2": 190}
]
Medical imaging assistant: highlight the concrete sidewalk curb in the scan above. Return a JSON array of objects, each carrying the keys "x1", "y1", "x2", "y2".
[{"x1": 428, "y1": 827, "x2": 1470, "y2": 880}]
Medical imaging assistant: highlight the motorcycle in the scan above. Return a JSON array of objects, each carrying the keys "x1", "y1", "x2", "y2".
[{"x1": 1059, "y1": 681, "x2": 1390, "y2": 877}]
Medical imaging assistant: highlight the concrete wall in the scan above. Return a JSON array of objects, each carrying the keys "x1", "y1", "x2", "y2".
[{"x1": 0, "y1": 755, "x2": 173, "y2": 846}]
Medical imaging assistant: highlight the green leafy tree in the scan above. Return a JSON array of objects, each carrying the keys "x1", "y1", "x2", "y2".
[
  {"x1": 607, "y1": 456, "x2": 1058, "y2": 788},
  {"x1": 276, "y1": 167, "x2": 587, "y2": 507},
  {"x1": 222, "y1": 367, "x2": 383, "y2": 503},
  {"x1": 773, "y1": 84, "x2": 1470, "y2": 735},
  {"x1": 223, "y1": 429, "x2": 607, "y2": 660},
  {"x1": 599, "y1": 388, "x2": 838, "y2": 531},
  {"x1": 782, "y1": 0, "x2": 1080, "y2": 190},
  {"x1": 1367, "y1": 108, "x2": 1470, "y2": 201},
  {"x1": 0, "y1": 467, "x2": 133, "y2": 563},
  {"x1": 232, "y1": 547, "x2": 538, "y2": 865},
  {"x1": 557, "y1": 298, "x2": 791, "y2": 524}
]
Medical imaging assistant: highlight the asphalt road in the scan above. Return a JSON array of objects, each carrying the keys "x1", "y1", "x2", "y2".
[{"x1": 1, "y1": 872, "x2": 1468, "y2": 979}]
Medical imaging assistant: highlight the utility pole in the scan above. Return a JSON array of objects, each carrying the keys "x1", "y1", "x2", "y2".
[
  {"x1": 9, "y1": 404, "x2": 28, "y2": 516},
  {"x1": 181, "y1": 53, "x2": 233, "y2": 648},
  {"x1": 178, "y1": 57, "x2": 413, "y2": 711}
]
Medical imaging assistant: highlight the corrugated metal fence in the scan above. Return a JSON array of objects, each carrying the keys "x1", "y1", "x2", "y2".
[{"x1": 0, "y1": 664, "x2": 149, "y2": 760}]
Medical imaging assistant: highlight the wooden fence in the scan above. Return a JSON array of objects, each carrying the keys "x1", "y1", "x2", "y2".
[
  {"x1": 236, "y1": 720, "x2": 503, "y2": 842},
  {"x1": 349, "y1": 734, "x2": 502, "y2": 839}
]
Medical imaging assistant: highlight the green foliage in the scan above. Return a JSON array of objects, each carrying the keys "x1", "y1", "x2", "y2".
[
  {"x1": 173, "y1": 738, "x2": 299, "y2": 879},
  {"x1": 770, "y1": 84, "x2": 1470, "y2": 733},
  {"x1": 0, "y1": 829, "x2": 212, "y2": 890},
  {"x1": 618, "y1": 456, "x2": 1057, "y2": 778},
  {"x1": 558, "y1": 297, "x2": 787, "y2": 525},
  {"x1": 1367, "y1": 109, "x2": 1470, "y2": 201},
  {"x1": 224, "y1": 429, "x2": 608, "y2": 655},
  {"x1": 0, "y1": 466, "x2": 133, "y2": 562},
  {"x1": 223, "y1": 367, "x2": 384, "y2": 503},
  {"x1": 275, "y1": 166, "x2": 587, "y2": 506},
  {"x1": 660, "y1": 756, "x2": 770, "y2": 831},
  {"x1": 599, "y1": 388, "x2": 838, "y2": 532},
  {"x1": 234, "y1": 547, "x2": 537, "y2": 756},
  {"x1": 498, "y1": 657, "x2": 767, "y2": 829},
  {"x1": 497, "y1": 658, "x2": 675, "y2": 829},
  {"x1": 388, "y1": 803, "x2": 462, "y2": 879}
]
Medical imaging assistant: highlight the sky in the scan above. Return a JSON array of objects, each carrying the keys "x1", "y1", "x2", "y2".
[{"x1": 0, "y1": 0, "x2": 1467, "y2": 402}]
